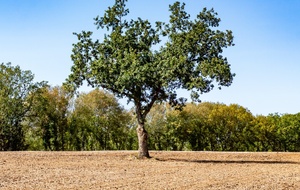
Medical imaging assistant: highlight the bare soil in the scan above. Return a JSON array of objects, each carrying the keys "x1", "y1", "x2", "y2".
[{"x1": 0, "y1": 151, "x2": 300, "y2": 189}]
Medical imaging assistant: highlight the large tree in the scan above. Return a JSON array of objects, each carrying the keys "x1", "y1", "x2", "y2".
[
  {"x1": 66, "y1": 0, "x2": 235, "y2": 158},
  {"x1": 0, "y1": 63, "x2": 46, "y2": 150}
]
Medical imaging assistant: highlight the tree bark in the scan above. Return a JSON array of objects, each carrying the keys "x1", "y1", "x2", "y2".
[{"x1": 136, "y1": 123, "x2": 150, "y2": 158}]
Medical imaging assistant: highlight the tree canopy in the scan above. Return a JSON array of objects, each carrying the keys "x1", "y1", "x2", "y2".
[
  {"x1": 68, "y1": 89, "x2": 132, "y2": 150},
  {"x1": 66, "y1": 0, "x2": 235, "y2": 158},
  {"x1": 0, "y1": 62, "x2": 46, "y2": 150}
]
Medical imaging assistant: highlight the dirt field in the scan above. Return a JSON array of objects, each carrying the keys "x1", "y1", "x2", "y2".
[{"x1": 0, "y1": 151, "x2": 300, "y2": 190}]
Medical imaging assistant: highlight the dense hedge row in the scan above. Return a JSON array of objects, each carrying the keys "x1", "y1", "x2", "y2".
[
  {"x1": 2, "y1": 84, "x2": 299, "y2": 151},
  {"x1": 147, "y1": 103, "x2": 300, "y2": 151}
]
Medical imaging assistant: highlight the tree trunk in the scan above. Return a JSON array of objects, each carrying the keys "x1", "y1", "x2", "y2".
[{"x1": 136, "y1": 123, "x2": 150, "y2": 158}]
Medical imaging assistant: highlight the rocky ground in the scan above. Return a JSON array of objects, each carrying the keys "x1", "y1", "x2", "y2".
[{"x1": 0, "y1": 151, "x2": 300, "y2": 189}]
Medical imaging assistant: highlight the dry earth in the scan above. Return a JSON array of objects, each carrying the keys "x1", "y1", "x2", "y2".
[{"x1": 0, "y1": 151, "x2": 300, "y2": 190}]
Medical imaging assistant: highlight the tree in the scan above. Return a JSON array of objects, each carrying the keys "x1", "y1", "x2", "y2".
[
  {"x1": 0, "y1": 62, "x2": 46, "y2": 150},
  {"x1": 65, "y1": 0, "x2": 235, "y2": 158},
  {"x1": 178, "y1": 103, "x2": 211, "y2": 151},
  {"x1": 145, "y1": 103, "x2": 169, "y2": 150},
  {"x1": 27, "y1": 86, "x2": 71, "y2": 150},
  {"x1": 254, "y1": 114, "x2": 281, "y2": 151},
  {"x1": 206, "y1": 103, "x2": 255, "y2": 151},
  {"x1": 276, "y1": 113, "x2": 300, "y2": 151},
  {"x1": 68, "y1": 89, "x2": 131, "y2": 150}
]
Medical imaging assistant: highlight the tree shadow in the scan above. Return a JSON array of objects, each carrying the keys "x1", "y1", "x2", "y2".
[{"x1": 155, "y1": 158, "x2": 300, "y2": 164}]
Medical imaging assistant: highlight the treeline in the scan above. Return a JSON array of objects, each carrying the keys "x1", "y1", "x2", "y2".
[
  {"x1": 1, "y1": 63, "x2": 300, "y2": 151},
  {"x1": 146, "y1": 103, "x2": 300, "y2": 151}
]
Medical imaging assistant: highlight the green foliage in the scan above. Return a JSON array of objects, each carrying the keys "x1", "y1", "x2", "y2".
[
  {"x1": 146, "y1": 104, "x2": 173, "y2": 150},
  {"x1": 67, "y1": 89, "x2": 132, "y2": 150},
  {"x1": 145, "y1": 102, "x2": 300, "y2": 152},
  {"x1": 27, "y1": 86, "x2": 71, "y2": 150},
  {"x1": 0, "y1": 62, "x2": 47, "y2": 150},
  {"x1": 0, "y1": 75, "x2": 298, "y2": 152},
  {"x1": 65, "y1": 0, "x2": 235, "y2": 128},
  {"x1": 146, "y1": 102, "x2": 255, "y2": 151},
  {"x1": 253, "y1": 115, "x2": 279, "y2": 151},
  {"x1": 205, "y1": 104, "x2": 255, "y2": 151},
  {"x1": 275, "y1": 113, "x2": 300, "y2": 151}
]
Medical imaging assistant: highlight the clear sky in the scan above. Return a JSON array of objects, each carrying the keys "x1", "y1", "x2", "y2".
[{"x1": 1, "y1": 0, "x2": 300, "y2": 116}]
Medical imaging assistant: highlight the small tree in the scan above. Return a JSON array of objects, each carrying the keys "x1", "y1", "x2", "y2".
[{"x1": 66, "y1": 0, "x2": 235, "y2": 158}]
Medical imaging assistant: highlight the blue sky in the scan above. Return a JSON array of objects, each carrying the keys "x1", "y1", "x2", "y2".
[{"x1": 1, "y1": 0, "x2": 300, "y2": 115}]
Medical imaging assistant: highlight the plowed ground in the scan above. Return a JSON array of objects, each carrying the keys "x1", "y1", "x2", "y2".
[{"x1": 1, "y1": 151, "x2": 300, "y2": 189}]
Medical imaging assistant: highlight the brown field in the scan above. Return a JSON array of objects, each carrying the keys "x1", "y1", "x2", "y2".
[{"x1": 0, "y1": 151, "x2": 300, "y2": 189}]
